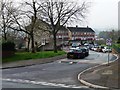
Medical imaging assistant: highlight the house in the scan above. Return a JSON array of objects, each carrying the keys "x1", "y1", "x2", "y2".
[
  {"x1": 25, "y1": 19, "x2": 51, "y2": 51},
  {"x1": 68, "y1": 26, "x2": 95, "y2": 43},
  {"x1": 56, "y1": 26, "x2": 95, "y2": 45},
  {"x1": 25, "y1": 19, "x2": 95, "y2": 51},
  {"x1": 56, "y1": 26, "x2": 69, "y2": 45}
]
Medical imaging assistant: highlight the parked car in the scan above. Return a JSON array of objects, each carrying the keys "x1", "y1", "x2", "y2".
[
  {"x1": 71, "y1": 43, "x2": 81, "y2": 48},
  {"x1": 80, "y1": 47, "x2": 89, "y2": 56},
  {"x1": 102, "y1": 46, "x2": 112, "y2": 53},
  {"x1": 96, "y1": 46, "x2": 104, "y2": 52},
  {"x1": 93, "y1": 46, "x2": 99, "y2": 51},
  {"x1": 91, "y1": 46, "x2": 95, "y2": 51},
  {"x1": 67, "y1": 48, "x2": 85, "y2": 59},
  {"x1": 89, "y1": 44, "x2": 94, "y2": 50},
  {"x1": 84, "y1": 43, "x2": 89, "y2": 49}
]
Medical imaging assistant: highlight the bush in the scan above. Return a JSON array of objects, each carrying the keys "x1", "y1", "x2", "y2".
[
  {"x1": 117, "y1": 37, "x2": 120, "y2": 44},
  {"x1": 2, "y1": 41, "x2": 15, "y2": 58},
  {"x1": 112, "y1": 44, "x2": 120, "y2": 53},
  {"x1": 2, "y1": 41, "x2": 15, "y2": 51}
]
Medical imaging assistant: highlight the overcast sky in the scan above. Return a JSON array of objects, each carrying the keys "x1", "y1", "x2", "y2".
[
  {"x1": 85, "y1": 0, "x2": 119, "y2": 31},
  {"x1": 14, "y1": 0, "x2": 119, "y2": 31}
]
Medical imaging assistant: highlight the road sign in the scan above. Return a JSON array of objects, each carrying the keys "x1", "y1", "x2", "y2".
[
  {"x1": 106, "y1": 39, "x2": 112, "y2": 46},
  {"x1": 106, "y1": 38, "x2": 112, "y2": 66}
]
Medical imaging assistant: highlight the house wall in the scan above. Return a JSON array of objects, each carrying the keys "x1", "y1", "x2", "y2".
[
  {"x1": 71, "y1": 32, "x2": 95, "y2": 40},
  {"x1": 25, "y1": 19, "x2": 51, "y2": 51},
  {"x1": 56, "y1": 27, "x2": 95, "y2": 45},
  {"x1": 54, "y1": 28, "x2": 95, "y2": 48}
]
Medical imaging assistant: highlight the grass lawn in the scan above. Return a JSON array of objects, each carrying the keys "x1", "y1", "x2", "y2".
[{"x1": 2, "y1": 51, "x2": 66, "y2": 63}]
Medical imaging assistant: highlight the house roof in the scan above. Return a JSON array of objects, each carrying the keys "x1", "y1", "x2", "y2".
[
  {"x1": 59, "y1": 26, "x2": 68, "y2": 30},
  {"x1": 67, "y1": 27, "x2": 95, "y2": 33}
]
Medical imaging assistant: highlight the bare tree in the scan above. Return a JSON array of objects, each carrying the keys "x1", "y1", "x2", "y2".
[
  {"x1": 3, "y1": 0, "x2": 51, "y2": 53},
  {"x1": 1, "y1": 0, "x2": 90, "y2": 53},
  {"x1": 0, "y1": 0, "x2": 15, "y2": 41},
  {"x1": 5, "y1": 0, "x2": 42, "y2": 53},
  {"x1": 38, "y1": 0, "x2": 90, "y2": 52}
]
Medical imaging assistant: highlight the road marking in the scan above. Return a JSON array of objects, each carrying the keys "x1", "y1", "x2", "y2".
[
  {"x1": 102, "y1": 70, "x2": 113, "y2": 75},
  {"x1": 2, "y1": 78, "x2": 88, "y2": 88},
  {"x1": 59, "y1": 59, "x2": 103, "y2": 64}
]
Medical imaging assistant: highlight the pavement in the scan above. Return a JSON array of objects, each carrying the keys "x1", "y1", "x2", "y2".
[
  {"x1": 2, "y1": 54, "x2": 67, "y2": 69},
  {"x1": 1, "y1": 47, "x2": 70, "y2": 69},
  {"x1": 78, "y1": 54, "x2": 120, "y2": 90}
]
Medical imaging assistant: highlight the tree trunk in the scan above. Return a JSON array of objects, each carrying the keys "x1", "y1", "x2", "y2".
[
  {"x1": 27, "y1": 37, "x2": 30, "y2": 52},
  {"x1": 4, "y1": 32, "x2": 7, "y2": 41},
  {"x1": 53, "y1": 33, "x2": 57, "y2": 53},
  {"x1": 3, "y1": 25, "x2": 7, "y2": 41},
  {"x1": 31, "y1": 33, "x2": 35, "y2": 53}
]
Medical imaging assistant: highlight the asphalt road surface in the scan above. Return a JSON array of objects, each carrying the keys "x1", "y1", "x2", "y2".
[{"x1": 2, "y1": 51, "x2": 116, "y2": 89}]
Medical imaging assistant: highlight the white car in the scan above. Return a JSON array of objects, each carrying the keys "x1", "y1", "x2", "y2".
[
  {"x1": 102, "y1": 47, "x2": 112, "y2": 53},
  {"x1": 92, "y1": 46, "x2": 99, "y2": 51}
]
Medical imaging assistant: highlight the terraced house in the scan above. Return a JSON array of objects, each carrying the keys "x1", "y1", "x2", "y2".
[
  {"x1": 25, "y1": 19, "x2": 95, "y2": 51},
  {"x1": 56, "y1": 26, "x2": 95, "y2": 45}
]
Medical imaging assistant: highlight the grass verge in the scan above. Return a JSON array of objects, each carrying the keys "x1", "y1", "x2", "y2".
[
  {"x1": 112, "y1": 44, "x2": 120, "y2": 53},
  {"x1": 2, "y1": 51, "x2": 66, "y2": 63}
]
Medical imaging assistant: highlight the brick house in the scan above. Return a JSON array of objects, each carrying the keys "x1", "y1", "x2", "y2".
[
  {"x1": 67, "y1": 26, "x2": 95, "y2": 44},
  {"x1": 56, "y1": 26, "x2": 95, "y2": 45},
  {"x1": 25, "y1": 19, "x2": 95, "y2": 50}
]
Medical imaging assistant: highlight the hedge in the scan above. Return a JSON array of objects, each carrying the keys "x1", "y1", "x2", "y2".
[
  {"x1": 2, "y1": 41, "x2": 15, "y2": 51},
  {"x1": 2, "y1": 41, "x2": 15, "y2": 58}
]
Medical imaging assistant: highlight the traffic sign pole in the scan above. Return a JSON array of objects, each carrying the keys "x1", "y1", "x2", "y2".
[
  {"x1": 108, "y1": 47, "x2": 110, "y2": 66},
  {"x1": 106, "y1": 39, "x2": 112, "y2": 66}
]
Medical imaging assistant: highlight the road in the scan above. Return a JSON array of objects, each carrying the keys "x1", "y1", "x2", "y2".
[{"x1": 2, "y1": 51, "x2": 116, "y2": 89}]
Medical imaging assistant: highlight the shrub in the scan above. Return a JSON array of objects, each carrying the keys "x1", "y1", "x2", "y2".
[
  {"x1": 2, "y1": 41, "x2": 15, "y2": 51},
  {"x1": 117, "y1": 37, "x2": 120, "y2": 44},
  {"x1": 112, "y1": 44, "x2": 120, "y2": 53},
  {"x1": 2, "y1": 41, "x2": 15, "y2": 58}
]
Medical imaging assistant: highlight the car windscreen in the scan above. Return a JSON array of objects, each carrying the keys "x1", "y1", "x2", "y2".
[{"x1": 72, "y1": 43, "x2": 79, "y2": 47}]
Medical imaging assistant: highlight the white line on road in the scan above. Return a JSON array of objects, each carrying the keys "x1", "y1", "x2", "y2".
[{"x1": 2, "y1": 78, "x2": 88, "y2": 88}]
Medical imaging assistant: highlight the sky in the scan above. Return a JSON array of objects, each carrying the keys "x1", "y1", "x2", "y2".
[
  {"x1": 14, "y1": 0, "x2": 119, "y2": 31},
  {"x1": 85, "y1": 0, "x2": 119, "y2": 31}
]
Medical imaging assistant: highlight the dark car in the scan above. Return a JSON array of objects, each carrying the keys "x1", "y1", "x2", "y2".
[
  {"x1": 80, "y1": 47, "x2": 89, "y2": 56},
  {"x1": 71, "y1": 43, "x2": 81, "y2": 48},
  {"x1": 67, "y1": 48, "x2": 85, "y2": 59}
]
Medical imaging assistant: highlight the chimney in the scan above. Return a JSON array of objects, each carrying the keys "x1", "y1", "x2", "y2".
[{"x1": 76, "y1": 25, "x2": 78, "y2": 28}]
